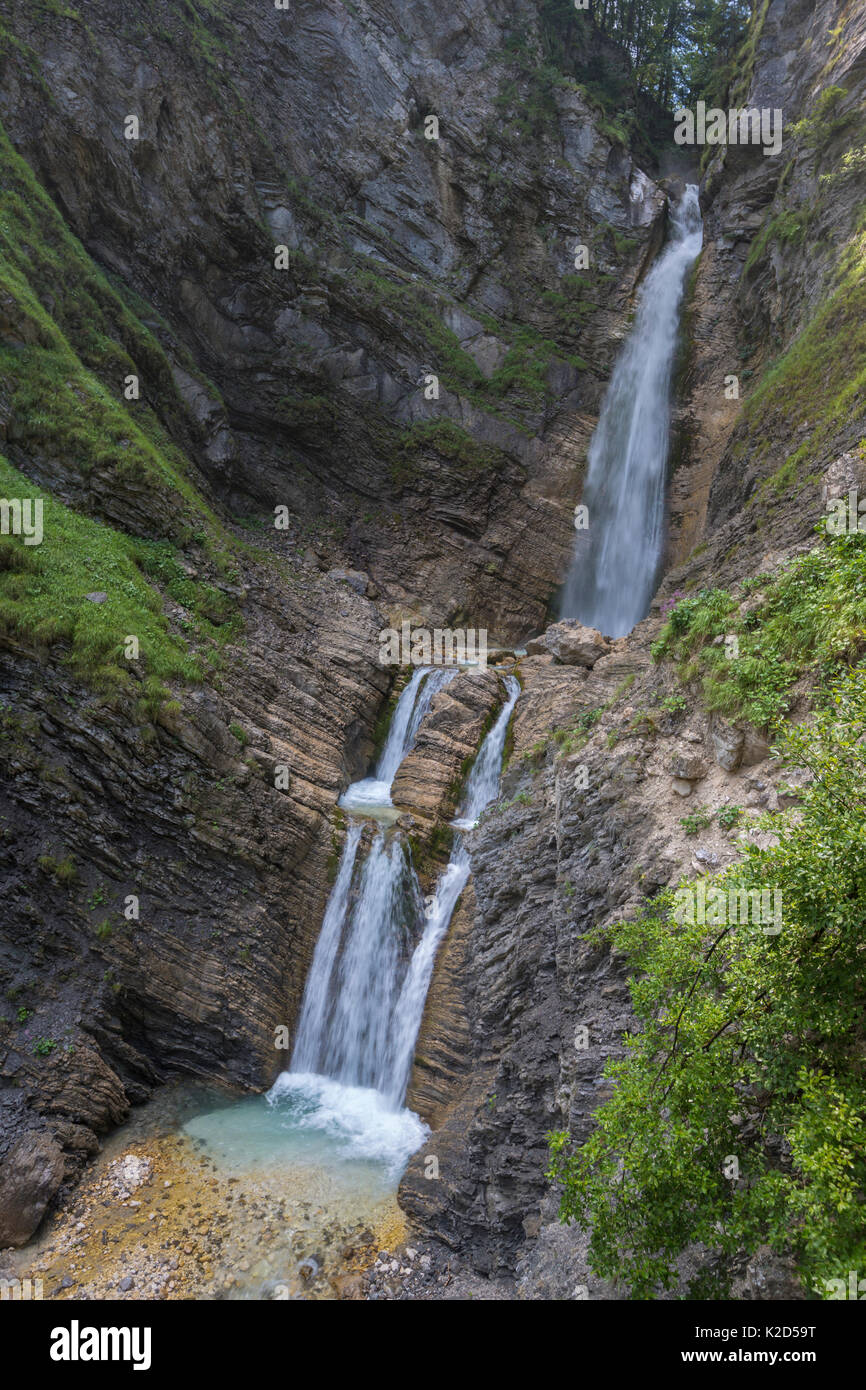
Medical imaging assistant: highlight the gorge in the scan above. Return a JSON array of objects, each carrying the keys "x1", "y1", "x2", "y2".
[{"x1": 1, "y1": 0, "x2": 865, "y2": 1310}]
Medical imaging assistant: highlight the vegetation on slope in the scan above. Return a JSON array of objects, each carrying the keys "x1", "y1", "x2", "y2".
[
  {"x1": 549, "y1": 657, "x2": 866, "y2": 1298},
  {"x1": 0, "y1": 120, "x2": 244, "y2": 707},
  {"x1": 650, "y1": 520, "x2": 866, "y2": 729}
]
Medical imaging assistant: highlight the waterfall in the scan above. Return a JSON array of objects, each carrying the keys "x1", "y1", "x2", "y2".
[
  {"x1": 339, "y1": 664, "x2": 457, "y2": 812},
  {"x1": 289, "y1": 821, "x2": 363, "y2": 1076},
  {"x1": 276, "y1": 672, "x2": 520, "y2": 1130},
  {"x1": 291, "y1": 830, "x2": 424, "y2": 1088},
  {"x1": 560, "y1": 185, "x2": 703, "y2": 638},
  {"x1": 451, "y1": 674, "x2": 521, "y2": 830},
  {"x1": 384, "y1": 675, "x2": 521, "y2": 1104}
]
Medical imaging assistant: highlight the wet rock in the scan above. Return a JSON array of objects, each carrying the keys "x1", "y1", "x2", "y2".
[
  {"x1": 392, "y1": 669, "x2": 501, "y2": 823},
  {"x1": 0, "y1": 1130, "x2": 66, "y2": 1247}
]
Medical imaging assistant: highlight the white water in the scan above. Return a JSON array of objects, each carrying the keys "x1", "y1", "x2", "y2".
[
  {"x1": 385, "y1": 674, "x2": 521, "y2": 1104},
  {"x1": 339, "y1": 665, "x2": 457, "y2": 813},
  {"x1": 291, "y1": 829, "x2": 423, "y2": 1090},
  {"x1": 560, "y1": 186, "x2": 703, "y2": 638},
  {"x1": 265, "y1": 669, "x2": 520, "y2": 1169},
  {"x1": 183, "y1": 665, "x2": 519, "y2": 1221}
]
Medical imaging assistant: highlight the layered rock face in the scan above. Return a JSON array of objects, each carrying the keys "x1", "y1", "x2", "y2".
[
  {"x1": 399, "y1": 0, "x2": 866, "y2": 1294},
  {"x1": 1, "y1": 0, "x2": 861, "y2": 1286},
  {"x1": 392, "y1": 668, "x2": 501, "y2": 823},
  {"x1": 667, "y1": 0, "x2": 866, "y2": 585},
  {"x1": 0, "y1": 0, "x2": 670, "y2": 1241},
  {"x1": 0, "y1": 0, "x2": 665, "y2": 641},
  {"x1": 0, "y1": 554, "x2": 389, "y2": 1239}
]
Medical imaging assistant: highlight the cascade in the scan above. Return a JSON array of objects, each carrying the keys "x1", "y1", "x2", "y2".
[
  {"x1": 267, "y1": 667, "x2": 520, "y2": 1162},
  {"x1": 560, "y1": 186, "x2": 703, "y2": 638}
]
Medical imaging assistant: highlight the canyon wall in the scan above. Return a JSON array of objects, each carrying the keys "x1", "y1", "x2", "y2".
[
  {"x1": 400, "y1": 0, "x2": 866, "y2": 1296},
  {"x1": 0, "y1": 0, "x2": 662, "y2": 1242}
]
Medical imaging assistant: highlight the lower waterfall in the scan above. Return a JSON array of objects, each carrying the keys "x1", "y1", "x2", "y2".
[
  {"x1": 179, "y1": 662, "x2": 520, "y2": 1295},
  {"x1": 273, "y1": 670, "x2": 520, "y2": 1130}
]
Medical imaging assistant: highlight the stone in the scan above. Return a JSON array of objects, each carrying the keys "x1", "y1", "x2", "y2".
[
  {"x1": 84, "y1": 591, "x2": 107, "y2": 604},
  {"x1": 391, "y1": 669, "x2": 501, "y2": 822},
  {"x1": 326, "y1": 568, "x2": 371, "y2": 597},
  {"x1": 670, "y1": 746, "x2": 708, "y2": 781},
  {"x1": 741, "y1": 727, "x2": 771, "y2": 767},
  {"x1": 525, "y1": 622, "x2": 611, "y2": 668},
  {"x1": 0, "y1": 1131, "x2": 66, "y2": 1247},
  {"x1": 109, "y1": 1155, "x2": 153, "y2": 1193},
  {"x1": 710, "y1": 717, "x2": 744, "y2": 771},
  {"x1": 672, "y1": 777, "x2": 693, "y2": 797}
]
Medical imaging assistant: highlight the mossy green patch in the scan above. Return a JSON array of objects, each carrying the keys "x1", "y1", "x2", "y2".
[
  {"x1": 651, "y1": 532, "x2": 866, "y2": 728},
  {"x1": 0, "y1": 454, "x2": 222, "y2": 701}
]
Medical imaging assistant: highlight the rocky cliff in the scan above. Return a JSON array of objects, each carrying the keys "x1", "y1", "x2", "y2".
[
  {"x1": 399, "y1": 0, "x2": 866, "y2": 1297},
  {"x1": 0, "y1": 0, "x2": 666, "y2": 1244},
  {"x1": 0, "y1": 0, "x2": 863, "y2": 1296}
]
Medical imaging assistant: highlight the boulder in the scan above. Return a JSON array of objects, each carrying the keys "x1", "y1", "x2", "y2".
[
  {"x1": 525, "y1": 621, "x2": 611, "y2": 668},
  {"x1": 391, "y1": 669, "x2": 501, "y2": 822},
  {"x1": 741, "y1": 726, "x2": 772, "y2": 767},
  {"x1": 327, "y1": 568, "x2": 371, "y2": 597},
  {"x1": 670, "y1": 746, "x2": 708, "y2": 782},
  {"x1": 0, "y1": 1130, "x2": 66, "y2": 1247},
  {"x1": 710, "y1": 717, "x2": 745, "y2": 772}
]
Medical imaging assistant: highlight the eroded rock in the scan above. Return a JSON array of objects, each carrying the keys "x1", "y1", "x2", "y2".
[
  {"x1": 0, "y1": 1131, "x2": 66, "y2": 1247},
  {"x1": 525, "y1": 621, "x2": 612, "y2": 667}
]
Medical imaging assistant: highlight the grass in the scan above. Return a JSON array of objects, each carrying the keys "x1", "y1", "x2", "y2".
[
  {"x1": 0, "y1": 119, "x2": 245, "y2": 561},
  {"x1": 37, "y1": 852, "x2": 78, "y2": 885},
  {"x1": 651, "y1": 529, "x2": 866, "y2": 729},
  {"x1": 0, "y1": 120, "x2": 256, "y2": 709},
  {"x1": 392, "y1": 420, "x2": 506, "y2": 485},
  {"x1": 0, "y1": 455, "x2": 205, "y2": 699}
]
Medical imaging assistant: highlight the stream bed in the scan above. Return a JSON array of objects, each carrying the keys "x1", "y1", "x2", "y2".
[{"x1": 5, "y1": 1080, "x2": 408, "y2": 1300}]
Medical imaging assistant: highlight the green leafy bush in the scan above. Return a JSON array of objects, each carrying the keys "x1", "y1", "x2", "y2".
[{"x1": 548, "y1": 662, "x2": 866, "y2": 1297}]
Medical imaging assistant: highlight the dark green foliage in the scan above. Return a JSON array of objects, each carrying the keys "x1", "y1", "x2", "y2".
[{"x1": 549, "y1": 663, "x2": 866, "y2": 1297}]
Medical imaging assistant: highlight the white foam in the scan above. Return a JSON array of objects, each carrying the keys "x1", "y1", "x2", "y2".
[{"x1": 267, "y1": 1072, "x2": 428, "y2": 1177}]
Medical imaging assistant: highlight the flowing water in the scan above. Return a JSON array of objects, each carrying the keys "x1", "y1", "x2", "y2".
[
  {"x1": 338, "y1": 665, "x2": 457, "y2": 814},
  {"x1": 170, "y1": 664, "x2": 520, "y2": 1295},
  {"x1": 560, "y1": 186, "x2": 703, "y2": 637}
]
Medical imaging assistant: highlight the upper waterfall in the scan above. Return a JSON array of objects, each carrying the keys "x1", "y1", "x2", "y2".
[{"x1": 560, "y1": 185, "x2": 703, "y2": 638}]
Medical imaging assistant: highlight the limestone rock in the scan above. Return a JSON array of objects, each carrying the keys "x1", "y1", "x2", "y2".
[
  {"x1": 670, "y1": 746, "x2": 708, "y2": 782},
  {"x1": 0, "y1": 1131, "x2": 66, "y2": 1247},
  {"x1": 525, "y1": 621, "x2": 611, "y2": 668},
  {"x1": 710, "y1": 717, "x2": 745, "y2": 772},
  {"x1": 391, "y1": 670, "x2": 501, "y2": 823}
]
